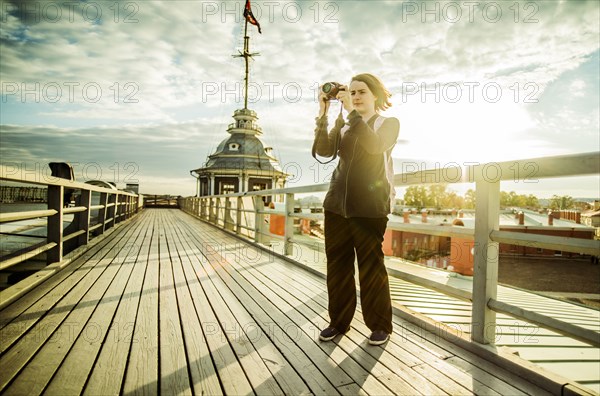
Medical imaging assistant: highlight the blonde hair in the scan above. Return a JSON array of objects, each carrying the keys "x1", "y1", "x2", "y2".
[{"x1": 351, "y1": 73, "x2": 392, "y2": 112}]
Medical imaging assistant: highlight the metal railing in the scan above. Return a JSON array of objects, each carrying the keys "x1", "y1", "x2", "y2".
[
  {"x1": 0, "y1": 166, "x2": 142, "y2": 271},
  {"x1": 180, "y1": 152, "x2": 600, "y2": 348}
]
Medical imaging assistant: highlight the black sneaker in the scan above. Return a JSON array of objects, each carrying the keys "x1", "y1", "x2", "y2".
[
  {"x1": 368, "y1": 330, "x2": 390, "y2": 346},
  {"x1": 319, "y1": 326, "x2": 346, "y2": 341}
]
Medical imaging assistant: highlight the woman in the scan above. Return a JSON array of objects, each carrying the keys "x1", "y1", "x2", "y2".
[{"x1": 312, "y1": 73, "x2": 399, "y2": 345}]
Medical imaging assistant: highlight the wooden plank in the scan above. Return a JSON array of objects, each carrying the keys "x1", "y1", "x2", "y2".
[
  {"x1": 192, "y1": 212, "x2": 552, "y2": 396},
  {"x1": 445, "y1": 356, "x2": 531, "y2": 395},
  {"x1": 0, "y1": 212, "x2": 147, "y2": 392},
  {"x1": 44, "y1": 213, "x2": 150, "y2": 395},
  {"x1": 121, "y1": 211, "x2": 161, "y2": 395},
  {"x1": 83, "y1": 212, "x2": 156, "y2": 395},
  {"x1": 259, "y1": 268, "x2": 444, "y2": 393},
  {"x1": 234, "y1": 246, "x2": 457, "y2": 395},
  {"x1": 222, "y1": 231, "x2": 456, "y2": 367},
  {"x1": 170, "y1": 218, "x2": 291, "y2": 395},
  {"x1": 215, "y1": 240, "x2": 432, "y2": 395},
  {"x1": 0, "y1": 213, "x2": 140, "y2": 321},
  {"x1": 3, "y1": 214, "x2": 148, "y2": 394},
  {"x1": 161, "y1": 216, "x2": 223, "y2": 396},
  {"x1": 1, "y1": 208, "x2": 572, "y2": 395},
  {"x1": 175, "y1": 213, "x2": 346, "y2": 395},
  {"x1": 0, "y1": 241, "x2": 136, "y2": 389},
  {"x1": 157, "y1": 211, "x2": 191, "y2": 395},
  {"x1": 0, "y1": 220, "x2": 139, "y2": 353},
  {"x1": 187, "y1": 214, "x2": 456, "y2": 395},
  {"x1": 172, "y1": 221, "x2": 254, "y2": 395},
  {"x1": 425, "y1": 357, "x2": 502, "y2": 395},
  {"x1": 208, "y1": 245, "x2": 398, "y2": 396},
  {"x1": 411, "y1": 363, "x2": 473, "y2": 395}
]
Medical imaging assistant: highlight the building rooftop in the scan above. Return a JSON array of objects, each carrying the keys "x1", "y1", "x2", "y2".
[{"x1": 390, "y1": 208, "x2": 595, "y2": 230}]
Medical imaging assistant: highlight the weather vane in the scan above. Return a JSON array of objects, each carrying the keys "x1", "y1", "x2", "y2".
[{"x1": 233, "y1": 0, "x2": 262, "y2": 109}]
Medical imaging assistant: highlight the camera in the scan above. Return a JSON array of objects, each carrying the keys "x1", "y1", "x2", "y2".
[{"x1": 321, "y1": 82, "x2": 344, "y2": 101}]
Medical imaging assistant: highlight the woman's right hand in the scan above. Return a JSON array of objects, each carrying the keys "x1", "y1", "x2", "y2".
[{"x1": 318, "y1": 88, "x2": 330, "y2": 118}]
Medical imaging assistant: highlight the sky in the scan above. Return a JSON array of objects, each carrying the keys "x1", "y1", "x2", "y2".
[{"x1": 1, "y1": 0, "x2": 599, "y2": 199}]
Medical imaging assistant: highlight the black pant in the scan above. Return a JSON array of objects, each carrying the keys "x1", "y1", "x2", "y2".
[{"x1": 324, "y1": 211, "x2": 393, "y2": 334}]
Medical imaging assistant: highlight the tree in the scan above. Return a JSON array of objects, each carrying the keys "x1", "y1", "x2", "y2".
[
  {"x1": 524, "y1": 194, "x2": 539, "y2": 209},
  {"x1": 549, "y1": 195, "x2": 575, "y2": 210},
  {"x1": 500, "y1": 191, "x2": 540, "y2": 209},
  {"x1": 404, "y1": 185, "x2": 431, "y2": 209},
  {"x1": 464, "y1": 189, "x2": 476, "y2": 209},
  {"x1": 428, "y1": 184, "x2": 447, "y2": 209},
  {"x1": 441, "y1": 190, "x2": 464, "y2": 209}
]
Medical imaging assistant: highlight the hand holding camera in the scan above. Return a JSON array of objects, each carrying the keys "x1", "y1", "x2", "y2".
[
  {"x1": 319, "y1": 82, "x2": 353, "y2": 115},
  {"x1": 321, "y1": 82, "x2": 343, "y2": 101}
]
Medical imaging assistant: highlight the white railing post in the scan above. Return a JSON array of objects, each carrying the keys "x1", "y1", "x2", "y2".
[
  {"x1": 254, "y1": 195, "x2": 263, "y2": 243},
  {"x1": 284, "y1": 193, "x2": 295, "y2": 256},
  {"x1": 236, "y1": 196, "x2": 243, "y2": 234},
  {"x1": 224, "y1": 197, "x2": 234, "y2": 231},
  {"x1": 208, "y1": 198, "x2": 215, "y2": 223},
  {"x1": 471, "y1": 178, "x2": 500, "y2": 344},
  {"x1": 215, "y1": 197, "x2": 221, "y2": 225}
]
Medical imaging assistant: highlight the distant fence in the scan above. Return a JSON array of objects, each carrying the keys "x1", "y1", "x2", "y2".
[
  {"x1": 0, "y1": 186, "x2": 47, "y2": 203},
  {"x1": 180, "y1": 152, "x2": 600, "y2": 348},
  {"x1": 144, "y1": 194, "x2": 180, "y2": 208}
]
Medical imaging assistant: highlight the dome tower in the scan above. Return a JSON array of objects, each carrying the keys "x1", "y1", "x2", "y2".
[{"x1": 190, "y1": 1, "x2": 288, "y2": 199}]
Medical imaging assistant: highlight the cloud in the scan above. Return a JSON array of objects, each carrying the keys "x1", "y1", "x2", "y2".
[
  {"x1": 569, "y1": 79, "x2": 586, "y2": 97},
  {"x1": 1, "y1": 0, "x2": 599, "y2": 197}
]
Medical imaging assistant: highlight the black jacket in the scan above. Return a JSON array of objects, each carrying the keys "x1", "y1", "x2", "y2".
[{"x1": 313, "y1": 110, "x2": 400, "y2": 218}]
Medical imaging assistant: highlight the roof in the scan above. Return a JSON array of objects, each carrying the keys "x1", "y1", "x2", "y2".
[
  {"x1": 389, "y1": 208, "x2": 595, "y2": 230},
  {"x1": 192, "y1": 108, "x2": 287, "y2": 176},
  {"x1": 582, "y1": 210, "x2": 600, "y2": 218}
]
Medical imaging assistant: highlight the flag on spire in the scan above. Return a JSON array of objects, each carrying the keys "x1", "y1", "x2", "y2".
[{"x1": 244, "y1": 0, "x2": 262, "y2": 33}]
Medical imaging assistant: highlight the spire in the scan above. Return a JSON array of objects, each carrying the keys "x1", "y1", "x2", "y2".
[{"x1": 233, "y1": 0, "x2": 261, "y2": 110}]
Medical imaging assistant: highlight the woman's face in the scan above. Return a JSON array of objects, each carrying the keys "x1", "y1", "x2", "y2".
[{"x1": 349, "y1": 80, "x2": 377, "y2": 114}]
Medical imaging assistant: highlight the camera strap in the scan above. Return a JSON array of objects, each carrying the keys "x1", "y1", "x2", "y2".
[{"x1": 311, "y1": 106, "x2": 345, "y2": 164}]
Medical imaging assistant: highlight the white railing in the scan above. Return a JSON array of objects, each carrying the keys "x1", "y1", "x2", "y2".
[{"x1": 180, "y1": 152, "x2": 600, "y2": 348}]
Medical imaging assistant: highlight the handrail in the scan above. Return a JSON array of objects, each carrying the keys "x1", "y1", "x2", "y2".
[
  {"x1": 0, "y1": 210, "x2": 58, "y2": 224},
  {"x1": 63, "y1": 206, "x2": 88, "y2": 214},
  {"x1": 194, "y1": 152, "x2": 600, "y2": 199},
  {"x1": 0, "y1": 165, "x2": 138, "y2": 196},
  {"x1": 0, "y1": 168, "x2": 142, "y2": 272},
  {"x1": 179, "y1": 151, "x2": 600, "y2": 348},
  {"x1": 0, "y1": 242, "x2": 57, "y2": 271},
  {"x1": 490, "y1": 230, "x2": 600, "y2": 256}
]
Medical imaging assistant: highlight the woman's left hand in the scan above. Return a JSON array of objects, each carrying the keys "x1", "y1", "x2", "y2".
[{"x1": 336, "y1": 85, "x2": 354, "y2": 113}]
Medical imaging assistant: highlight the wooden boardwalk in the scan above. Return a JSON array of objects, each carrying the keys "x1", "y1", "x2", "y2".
[{"x1": 0, "y1": 209, "x2": 553, "y2": 395}]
